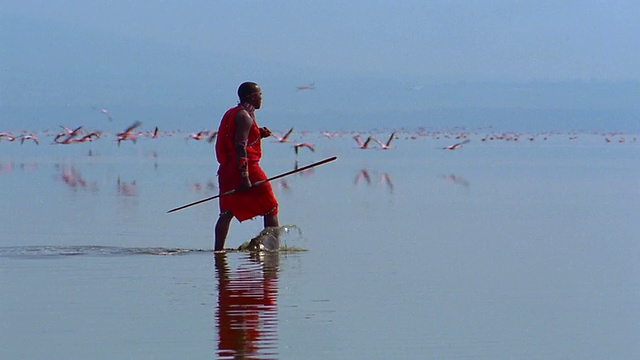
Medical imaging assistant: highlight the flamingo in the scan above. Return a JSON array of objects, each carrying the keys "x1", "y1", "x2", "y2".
[
  {"x1": 442, "y1": 139, "x2": 470, "y2": 150},
  {"x1": 93, "y1": 107, "x2": 113, "y2": 121},
  {"x1": 372, "y1": 132, "x2": 396, "y2": 149},
  {"x1": 76, "y1": 132, "x2": 101, "y2": 143},
  {"x1": 54, "y1": 126, "x2": 83, "y2": 144},
  {"x1": 0, "y1": 132, "x2": 16, "y2": 142},
  {"x1": 19, "y1": 134, "x2": 39, "y2": 145},
  {"x1": 272, "y1": 127, "x2": 294, "y2": 142},
  {"x1": 353, "y1": 135, "x2": 374, "y2": 149},
  {"x1": 295, "y1": 82, "x2": 315, "y2": 91},
  {"x1": 293, "y1": 142, "x2": 315, "y2": 156},
  {"x1": 117, "y1": 121, "x2": 141, "y2": 146},
  {"x1": 186, "y1": 130, "x2": 211, "y2": 141},
  {"x1": 321, "y1": 131, "x2": 339, "y2": 139}
]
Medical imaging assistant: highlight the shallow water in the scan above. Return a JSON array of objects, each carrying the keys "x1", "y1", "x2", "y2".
[{"x1": 1, "y1": 129, "x2": 639, "y2": 359}]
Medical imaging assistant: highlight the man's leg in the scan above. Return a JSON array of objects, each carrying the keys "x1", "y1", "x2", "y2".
[
  {"x1": 214, "y1": 211, "x2": 234, "y2": 251},
  {"x1": 261, "y1": 213, "x2": 280, "y2": 250},
  {"x1": 264, "y1": 213, "x2": 279, "y2": 228}
]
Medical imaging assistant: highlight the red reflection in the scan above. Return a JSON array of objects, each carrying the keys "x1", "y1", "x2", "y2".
[
  {"x1": 214, "y1": 253, "x2": 279, "y2": 359},
  {"x1": 116, "y1": 177, "x2": 137, "y2": 196},
  {"x1": 58, "y1": 165, "x2": 98, "y2": 192}
]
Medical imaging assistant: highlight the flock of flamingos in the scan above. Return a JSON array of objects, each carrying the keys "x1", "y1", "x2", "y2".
[
  {"x1": 1, "y1": 119, "x2": 636, "y2": 197},
  {"x1": 1, "y1": 119, "x2": 636, "y2": 152}
]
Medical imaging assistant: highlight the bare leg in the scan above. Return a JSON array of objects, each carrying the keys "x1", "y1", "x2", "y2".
[
  {"x1": 214, "y1": 211, "x2": 234, "y2": 252},
  {"x1": 261, "y1": 213, "x2": 280, "y2": 250},
  {"x1": 264, "y1": 213, "x2": 279, "y2": 228}
]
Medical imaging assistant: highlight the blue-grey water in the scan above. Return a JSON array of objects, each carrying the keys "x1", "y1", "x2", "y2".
[{"x1": 1, "y1": 128, "x2": 639, "y2": 359}]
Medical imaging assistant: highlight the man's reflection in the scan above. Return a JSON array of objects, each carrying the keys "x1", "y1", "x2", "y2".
[{"x1": 214, "y1": 252, "x2": 279, "y2": 359}]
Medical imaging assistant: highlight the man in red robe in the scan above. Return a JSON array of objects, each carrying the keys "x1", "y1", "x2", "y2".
[{"x1": 214, "y1": 82, "x2": 279, "y2": 251}]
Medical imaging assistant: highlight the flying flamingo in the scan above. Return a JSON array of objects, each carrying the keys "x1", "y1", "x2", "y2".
[
  {"x1": 293, "y1": 142, "x2": 315, "y2": 156},
  {"x1": 54, "y1": 126, "x2": 83, "y2": 144},
  {"x1": 372, "y1": 132, "x2": 396, "y2": 149},
  {"x1": 76, "y1": 132, "x2": 101, "y2": 143},
  {"x1": 353, "y1": 135, "x2": 374, "y2": 149},
  {"x1": 295, "y1": 82, "x2": 315, "y2": 91},
  {"x1": 92, "y1": 107, "x2": 113, "y2": 121},
  {"x1": 272, "y1": 127, "x2": 294, "y2": 142},
  {"x1": 117, "y1": 121, "x2": 142, "y2": 146},
  {"x1": 442, "y1": 139, "x2": 470, "y2": 150},
  {"x1": 186, "y1": 130, "x2": 213, "y2": 141},
  {"x1": 19, "y1": 134, "x2": 39, "y2": 145},
  {"x1": 0, "y1": 132, "x2": 16, "y2": 142},
  {"x1": 321, "y1": 131, "x2": 339, "y2": 139}
]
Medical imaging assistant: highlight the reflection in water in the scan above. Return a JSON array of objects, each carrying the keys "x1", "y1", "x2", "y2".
[
  {"x1": 293, "y1": 160, "x2": 315, "y2": 177},
  {"x1": 354, "y1": 169, "x2": 393, "y2": 193},
  {"x1": 354, "y1": 169, "x2": 372, "y2": 185},
  {"x1": 57, "y1": 165, "x2": 98, "y2": 192},
  {"x1": 116, "y1": 176, "x2": 137, "y2": 197},
  {"x1": 214, "y1": 253, "x2": 279, "y2": 359},
  {"x1": 440, "y1": 174, "x2": 470, "y2": 187}
]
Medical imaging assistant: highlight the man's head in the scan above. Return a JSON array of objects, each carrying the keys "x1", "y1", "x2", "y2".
[{"x1": 237, "y1": 82, "x2": 262, "y2": 109}]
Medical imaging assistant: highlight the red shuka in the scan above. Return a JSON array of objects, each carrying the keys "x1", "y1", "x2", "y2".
[{"x1": 215, "y1": 105, "x2": 278, "y2": 222}]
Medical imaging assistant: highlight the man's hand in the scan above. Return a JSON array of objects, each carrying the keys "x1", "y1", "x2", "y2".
[
  {"x1": 239, "y1": 176, "x2": 252, "y2": 191},
  {"x1": 259, "y1": 127, "x2": 272, "y2": 138}
]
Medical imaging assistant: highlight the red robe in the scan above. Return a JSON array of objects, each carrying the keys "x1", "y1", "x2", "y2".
[{"x1": 215, "y1": 105, "x2": 278, "y2": 221}]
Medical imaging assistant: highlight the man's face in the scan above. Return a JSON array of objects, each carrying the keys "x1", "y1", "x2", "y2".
[{"x1": 247, "y1": 87, "x2": 262, "y2": 109}]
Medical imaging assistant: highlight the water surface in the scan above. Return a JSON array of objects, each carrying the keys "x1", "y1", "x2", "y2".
[{"x1": 1, "y1": 129, "x2": 639, "y2": 359}]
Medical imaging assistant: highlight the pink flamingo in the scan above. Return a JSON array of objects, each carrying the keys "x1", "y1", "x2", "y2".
[
  {"x1": 295, "y1": 82, "x2": 315, "y2": 91},
  {"x1": 54, "y1": 126, "x2": 83, "y2": 144},
  {"x1": 186, "y1": 130, "x2": 214, "y2": 141},
  {"x1": 0, "y1": 132, "x2": 16, "y2": 142},
  {"x1": 19, "y1": 134, "x2": 39, "y2": 145},
  {"x1": 272, "y1": 127, "x2": 294, "y2": 142},
  {"x1": 93, "y1": 107, "x2": 113, "y2": 121},
  {"x1": 75, "y1": 132, "x2": 101, "y2": 143},
  {"x1": 353, "y1": 135, "x2": 374, "y2": 149},
  {"x1": 442, "y1": 139, "x2": 470, "y2": 150},
  {"x1": 372, "y1": 132, "x2": 396, "y2": 149},
  {"x1": 293, "y1": 142, "x2": 315, "y2": 156},
  {"x1": 117, "y1": 121, "x2": 141, "y2": 146},
  {"x1": 321, "y1": 131, "x2": 339, "y2": 139},
  {"x1": 187, "y1": 131, "x2": 204, "y2": 140}
]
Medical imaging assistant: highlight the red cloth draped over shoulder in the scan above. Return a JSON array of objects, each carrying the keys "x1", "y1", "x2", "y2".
[{"x1": 215, "y1": 105, "x2": 278, "y2": 222}]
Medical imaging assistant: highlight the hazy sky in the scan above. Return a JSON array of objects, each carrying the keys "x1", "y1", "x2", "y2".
[{"x1": 3, "y1": 0, "x2": 639, "y2": 82}]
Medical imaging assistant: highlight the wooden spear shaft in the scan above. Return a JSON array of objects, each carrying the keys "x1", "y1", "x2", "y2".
[{"x1": 166, "y1": 156, "x2": 337, "y2": 214}]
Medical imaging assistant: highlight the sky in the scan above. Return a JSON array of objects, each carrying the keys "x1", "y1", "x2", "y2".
[
  {"x1": 3, "y1": 0, "x2": 639, "y2": 81},
  {"x1": 1, "y1": 0, "x2": 639, "y2": 131}
]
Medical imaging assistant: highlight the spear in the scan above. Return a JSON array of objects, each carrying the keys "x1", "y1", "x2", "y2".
[{"x1": 167, "y1": 156, "x2": 337, "y2": 213}]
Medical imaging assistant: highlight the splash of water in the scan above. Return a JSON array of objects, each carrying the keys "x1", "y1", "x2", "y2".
[{"x1": 236, "y1": 224, "x2": 307, "y2": 252}]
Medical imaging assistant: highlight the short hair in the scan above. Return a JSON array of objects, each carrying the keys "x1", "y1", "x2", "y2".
[{"x1": 237, "y1": 82, "x2": 259, "y2": 101}]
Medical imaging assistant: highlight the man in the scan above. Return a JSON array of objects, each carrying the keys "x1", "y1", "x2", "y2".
[{"x1": 214, "y1": 82, "x2": 279, "y2": 252}]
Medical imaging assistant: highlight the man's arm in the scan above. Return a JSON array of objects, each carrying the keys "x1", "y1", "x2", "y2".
[{"x1": 234, "y1": 110, "x2": 253, "y2": 189}]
